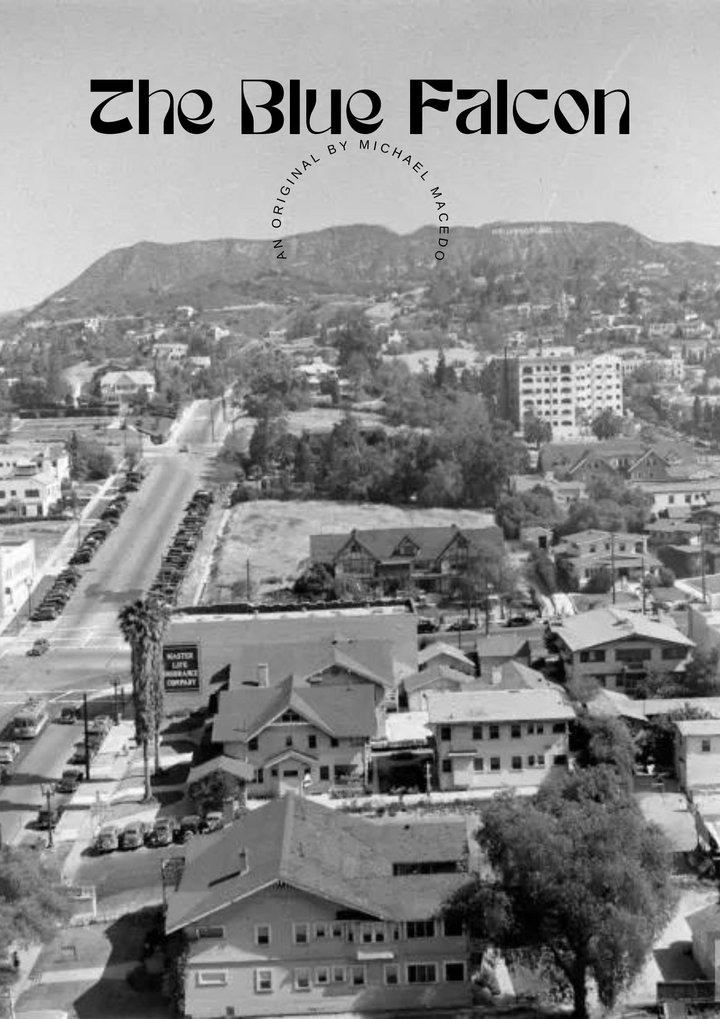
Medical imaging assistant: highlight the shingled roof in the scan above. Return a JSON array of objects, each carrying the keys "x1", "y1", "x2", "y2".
[
  {"x1": 230, "y1": 638, "x2": 394, "y2": 690},
  {"x1": 165, "y1": 794, "x2": 469, "y2": 933},
  {"x1": 310, "y1": 525, "x2": 502, "y2": 565}
]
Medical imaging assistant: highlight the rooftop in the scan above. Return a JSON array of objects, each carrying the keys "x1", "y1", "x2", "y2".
[
  {"x1": 551, "y1": 607, "x2": 694, "y2": 652},
  {"x1": 425, "y1": 688, "x2": 575, "y2": 725},
  {"x1": 675, "y1": 719, "x2": 720, "y2": 737}
]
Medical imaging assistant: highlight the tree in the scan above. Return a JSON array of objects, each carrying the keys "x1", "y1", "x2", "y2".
[
  {"x1": 118, "y1": 596, "x2": 170, "y2": 799},
  {"x1": 445, "y1": 772, "x2": 676, "y2": 1018},
  {"x1": 591, "y1": 408, "x2": 624, "y2": 440},
  {"x1": 0, "y1": 846, "x2": 71, "y2": 954},
  {"x1": 573, "y1": 716, "x2": 637, "y2": 788},
  {"x1": 523, "y1": 414, "x2": 552, "y2": 449}
]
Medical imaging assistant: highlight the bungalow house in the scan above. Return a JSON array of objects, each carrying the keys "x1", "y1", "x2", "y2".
[
  {"x1": 99, "y1": 369, "x2": 156, "y2": 406},
  {"x1": 165, "y1": 794, "x2": 474, "y2": 1017},
  {"x1": 675, "y1": 718, "x2": 720, "y2": 793},
  {"x1": 474, "y1": 633, "x2": 532, "y2": 678},
  {"x1": 426, "y1": 687, "x2": 575, "y2": 793},
  {"x1": 550, "y1": 607, "x2": 694, "y2": 693},
  {"x1": 309, "y1": 525, "x2": 504, "y2": 596},
  {"x1": 212, "y1": 677, "x2": 379, "y2": 797}
]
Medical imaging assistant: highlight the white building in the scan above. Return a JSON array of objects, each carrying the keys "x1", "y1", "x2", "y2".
[
  {"x1": 675, "y1": 718, "x2": 720, "y2": 792},
  {"x1": 0, "y1": 538, "x2": 35, "y2": 621},
  {"x1": 99, "y1": 370, "x2": 156, "y2": 406},
  {"x1": 506, "y1": 346, "x2": 624, "y2": 440}
]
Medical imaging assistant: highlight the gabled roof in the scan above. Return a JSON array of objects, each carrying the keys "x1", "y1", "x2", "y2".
[
  {"x1": 551, "y1": 607, "x2": 694, "y2": 653},
  {"x1": 475, "y1": 660, "x2": 552, "y2": 691},
  {"x1": 230, "y1": 639, "x2": 394, "y2": 690},
  {"x1": 402, "y1": 663, "x2": 479, "y2": 696},
  {"x1": 418, "y1": 642, "x2": 475, "y2": 671},
  {"x1": 165, "y1": 794, "x2": 469, "y2": 933},
  {"x1": 188, "y1": 755, "x2": 255, "y2": 786},
  {"x1": 425, "y1": 688, "x2": 575, "y2": 725},
  {"x1": 310, "y1": 525, "x2": 502, "y2": 566},
  {"x1": 475, "y1": 633, "x2": 531, "y2": 659},
  {"x1": 212, "y1": 677, "x2": 378, "y2": 743}
]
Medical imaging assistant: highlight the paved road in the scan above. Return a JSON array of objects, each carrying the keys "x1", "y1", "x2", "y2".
[{"x1": 73, "y1": 838, "x2": 186, "y2": 904}]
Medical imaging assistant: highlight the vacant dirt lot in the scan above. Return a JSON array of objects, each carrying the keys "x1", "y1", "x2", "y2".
[{"x1": 206, "y1": 499, "x2": 496, "y2": 601}]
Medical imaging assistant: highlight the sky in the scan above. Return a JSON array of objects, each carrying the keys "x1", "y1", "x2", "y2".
[{"x1": 1, "y1": 0, "x2": 720, "y2": 310}]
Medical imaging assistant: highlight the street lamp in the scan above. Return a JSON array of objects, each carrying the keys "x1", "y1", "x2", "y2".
[{"x1": 40, "y1": 783, "x2": 55, "y2": 849}]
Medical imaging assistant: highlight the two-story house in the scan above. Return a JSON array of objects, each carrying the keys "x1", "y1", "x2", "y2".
[
  {"x1": 426, "y1": 688, "x2": 575, "y2": 792},
  {"x1": 212, "y1": 676, "x2": 379, "y2": 796},
  {"x1": 550, "y1": 607, "x2": 694, "y2": 693},
  {"x1": 165, "y1": 795, "x2": 474, "y2": 1017},
  {"x1": 309, "y1": 525, "x2": 503, "y2": 596},
  {"x1": 674, "y1": 718, "x2": 720, "y2": 792}
]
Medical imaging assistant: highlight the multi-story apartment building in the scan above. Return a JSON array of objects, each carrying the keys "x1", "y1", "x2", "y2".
[
  {"x1": 426, "y1": 688, "x2": 575, "y2": 792},
  {"x1": 501, "y1": 345, "x2": 623, "y2": 440},
  {"x1": 166, "y1": 795, "x2": 474, "y2": 1017},
  {"x1": 0, "y1": 538, "x2": 35, "y2": 621}
]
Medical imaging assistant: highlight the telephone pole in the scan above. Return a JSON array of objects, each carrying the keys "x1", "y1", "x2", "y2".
[{"x1": 610, "y1": 531, "x2": 616, "y2": 605}]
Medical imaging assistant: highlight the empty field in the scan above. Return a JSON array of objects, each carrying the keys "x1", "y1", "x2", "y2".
[{"x1": 206, "y1": 499, "x2": 495, "y2": 602}]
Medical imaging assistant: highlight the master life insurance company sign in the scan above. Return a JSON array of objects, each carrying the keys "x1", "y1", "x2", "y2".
[{"x1": 163, "y1": 644, "x2": 200, "y2": 692}]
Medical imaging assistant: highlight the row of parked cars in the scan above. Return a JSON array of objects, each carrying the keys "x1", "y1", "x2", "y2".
[
  {"x1": 95, "y1": 811, "x2": 225, "y2": 853},
  {"x1": 148, "y1": 489, "x2": 213, "y2": 605},
  {"x1": 29, "y1": 468, "x2": 146, "y2": 624}
]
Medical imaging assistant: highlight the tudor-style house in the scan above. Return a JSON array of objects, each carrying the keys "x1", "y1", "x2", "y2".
[
  {"x1": 309, "y1": 525, "x2": 503, "y2": 596},
  {"x1": 426, "y1": 688, "x2": 575, "y2": 793},
  {"x1": 212, "y1": 676, "x2": 379, "y2": 797},
  {"x1": 165, "y1": 795, "x2": 474, "y2": 1018}
]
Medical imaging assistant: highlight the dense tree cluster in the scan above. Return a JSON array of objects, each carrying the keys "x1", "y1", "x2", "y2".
[
  {"x1": 67, "y1": 432, "x2": 115, "y2": 481},
  {"x1": 0, "y1": 846, "x2": 71, "y2": 955}
]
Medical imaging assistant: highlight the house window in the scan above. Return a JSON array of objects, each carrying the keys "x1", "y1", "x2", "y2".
[
  {"x1": 315, "y1": 967, "x2": 330, "y2": 986},
  {"x1": 702, "y1": 739, "x2": 712, "y2": 753},
  {"x1": 489, "y1": 724, "x2": 500, "y2": 740},
  {"x1": 196, "y1": 970, "x2": 228, "y2": 987},
  {"x1": 537, "y1": 724, "x2": 544, "y2": 734},
  {"x1": 350, "y1": 965, "x2": 366, "y2": 986},
  {"x1": 528, "y1": 755, "x2": 535, "y2": 767},
  {"x1": 552, "y1": 722, "x2": 566, "y2": 734},
  {"x1": 330, "y1": 737, "x2": 339, "y2": 748},
  {"x1": 255, "y1": 925, "x2": 271, "y2": 946},
  {"x1": 197, "y1": 926, "x2": 225, "y2": 938},
  {"x1": 441, "y1": 759, "x2": 452, "y2": 773},
  {"x1": 511, "y1": 724, "x2": 522, "y2": 739},
  {"x1": 331, "y1": 922, "x2": 344, "y2": 939},
  {"x1": 406, "y1": 920, "x2": 435, "y2": 938},
  {"x1": 293, "y1": 923, "x2": 309, "y2": 944},
  {"x1": 443, "y1": 916, "x2": 463, "y2": 937},
  {"x1": 254, "y1": 767, "x2": 264, "y2": 784},
  {"x1": 444, "y1": 961, "x2": 466, "y2": 982},
  {"x1": 537, "y1": 754, "x2": 545, "y2": 766},
  {"x1": 314, "y1": 922, "x2": 328, "y2": 939},
  {"x1": 615, "y1": 648, "x2": 652, "y2": 663},
  {"x1": 407, "y1": 963, "x2": 438, "y2": 984},
  {"x1": 332, "y1": 966, "x2": 346, "y2": 983},
  {"x1": 511, "y1": 756, "x2": 523, "y2": 771},
  {"x1": 385, "y1": 964, "x2": 400, "y2": 985},
  {"x1": 472, "y1": 724, "x2": 483, "y2": 740},
  {"x1": 254, "y1": 969, "x2": 273, "y2": 993},
  {"x1": 473, "y1": 757, "x2": 484, "y2": 772},
  {"x1": 440, "y1": 726, "x2": 451, "y2": 741},
  {"x1": 662, "y1": 646, "x2": 687, "y2": 660},
  {"x1": 580, "y1": 650, "x2": 606, "y2": 663},
  {"x1": 320, "y1": 765, "x2": 330, "y2": 781},
  {"x1": 490, "y1": 757, "x2": 501, "y2": 771},
  {"x1": 285, "y1": 735, "x2": 293, "y2": 747},
  {"x1": 308, "y1": 734, "x2": 317, "y2": 749},
  {"x1": 294, "y1": 968, "x2": 311, "y2": 991},
  {"x1": 527, "y1": 723, "x2": 535, "y2": 735}
]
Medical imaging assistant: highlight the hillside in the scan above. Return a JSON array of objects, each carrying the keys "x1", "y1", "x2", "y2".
[{"x1": 32, "y1": 221, "x2": 720, "y2": 319}]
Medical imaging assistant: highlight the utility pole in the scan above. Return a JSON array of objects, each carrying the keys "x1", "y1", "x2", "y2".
[
  {"x1": 113, "y1": 679, "x2": 119, "y2": 723},
  {"x1": 610, "y1": 531, "x2": 616, "y2": 605},
  {"x1": 701, "y1": 524, "x2": 708, "y2": 606},
  {"x1": 641, "y1": 554, "x2": 647, "y2": 615},
  {"x1": 209, "y1": 400, "x2": 216, "y2": 442},
  {"x1": 41, "y1": 784, "x2": 54, "y2": 849},
  {"x1": 83, "y1": 693, "x2": 91, "y2": 781},
  {"x1": 246, "y1": 558, "x2": 251, "y2": 601}
]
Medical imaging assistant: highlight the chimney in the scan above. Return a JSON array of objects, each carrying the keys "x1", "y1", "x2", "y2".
[
  {"x1": 491, "y1": 665, "x2": 502, "y2": 687},
  {"x1": 238, "y1": 848, "x2": 249, "y2": 874},
  {"x1": 257, "y1": 663, "x2": 269, "y2": 687}
]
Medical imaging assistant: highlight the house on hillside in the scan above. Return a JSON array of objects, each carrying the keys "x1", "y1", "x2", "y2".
[
  {"x1": 309, "y1": 525, "x2": 503, "y2": 596},
  {"x1": 426, "y1": 687, "x2": 575, "y2": 792},
  {"x1": 99, "y1": 369, "x2": 156, "y2": 406},
  {"x1": 165, "y1": 795, "x2": 474, "y2": 1017},
  {"x1": 550, "y1": 607, "x2": 694, "y2": 694}
]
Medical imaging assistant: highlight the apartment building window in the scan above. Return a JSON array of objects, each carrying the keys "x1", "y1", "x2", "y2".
[
  {"x1": 332, "y1": 966, "x2": 346, "y2": 983},
  {"x1": 293, "y1": 923, "x2": 309, "y2": 944},
  {"x1": 440, "y1": 726, "x2": 451, "y2": 741},
  {"x1": 702, "y1": 740, "x2": 712, "y2": 753},
  {"x1": 490, "y1": 757, "x2": 501, "y2": 771},
  {"x1": 254, "y1": 969, "x2": 273, "y2": 993},
  {"x1": 615, "y1": 648, "x2": 652, "y2": 663},
  {"x1": 552, "y1": 722, "x2": 566, "y2": 734},
  {"x1": 315, "y1": 967, "x2": 330, "y2": 986},
  {"x1": 350, "y1": 966, "x2": 366, "y2": 986},
  {"x1": 197, "y1": 926, "x2": 225, "y2": 938},
  {"x1": 472, "y1": 724, "x2": 483, "y2": 740},
  {"x1": 511, "y1": 756, "x2": 523, "y2": 771},
  {"x1": 294, "y1": 968, "x2": 311, "y2": 991},
  {"x1": 473, "y1": 757, "x2": 484, "y2": 772},
  {"x1": 441, "y1": 759, "x2": 452, "y2": 773},
  {"x1": 308, "y1": 734, "x2": 317, "y2": 749},
  {"x1": 196, "y1": 970, "x2": 228, "y2": 987},
  {"x1": 537, "y1": 754, "x2": 545, "y2": 766},
  {"x1": 406, "y1": 920, "x2": 435, "y2": 938},
  {"x1": 527, "y1": 723, "x2": 535, "y2": 735},
  {"x1": 254, "y1": 924, "x2": 271, "y2": 946},
  {"x1": 489, "y1": 724, "x2": 500, "y2": 740},
  {"x1": 528, "y1": 755, "x2": 536, "y2": 767},
  {"x1": 444, "y1": 962, "x2": 466, "y2": 982},
  {"x1": 384, "y1": 964, "x2": 400, "y2": 985},
  {"x1": 407, "y1": 963, "x2": 438, "y2": 984},
  {"x1": 511, "y1": 723, "x2": 522, "y2": 739}
]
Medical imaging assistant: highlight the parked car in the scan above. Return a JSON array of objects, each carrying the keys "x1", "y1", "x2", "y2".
[
  {"x1": 37, "y1": 805, "x2": 62, "y2": 829},
  {"x1": 416, "y1": 618, "x2": 439, "y2": 634},
  {"x1": 505, "y1": 614, "x2": 534, "y2": 628},
  {"x1": 175, "y1": 815, "x2": 202, "y2": 843},
  {"x1": 26, "y1": 638, "x2": 50, "y2": 657},
  {"x1": 199, "y1": 811, "x2": 225, "y2": 834},
  {"x1": 88, "y1": 715, "x2": 113, "y2": 735},
  {"x1": 446, "y1": 619, "x2": 477, "y2": 632},
  {"x1": 0, "y1": 742, "x2": 20, "y2": 764},
  {"x1": 150, "y1": 817, "x2": 176, "y2": 847},
  {"x1": 55, "y1": 772, "x2": 80, "y2": 795},
  {"x1": 58, "y1": 703, "x2": 82, "y2": 724},
  {"x1": 120, "y1": 821, "x2": 147, "y2": 851},
  {"x1": 95, "y1": 823, "x2": 121, "y2": 853}
]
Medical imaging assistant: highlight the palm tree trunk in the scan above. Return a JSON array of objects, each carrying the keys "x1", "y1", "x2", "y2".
[{"x1": 142, "y1": 739, "x2": 152, "y2": 801}]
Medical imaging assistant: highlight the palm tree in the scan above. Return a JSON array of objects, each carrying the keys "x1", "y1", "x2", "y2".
[{"x1": 118, "y1": 596, "x2": 170, "y2": 800}]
